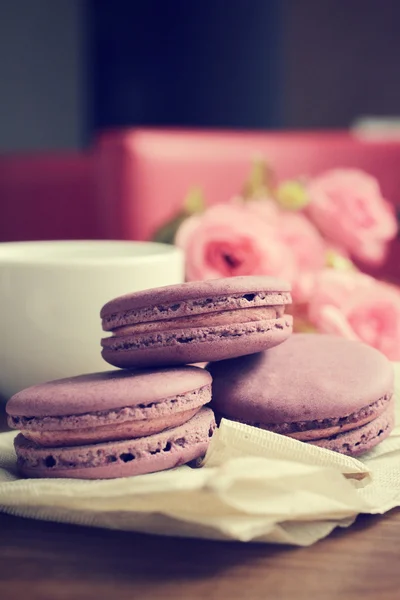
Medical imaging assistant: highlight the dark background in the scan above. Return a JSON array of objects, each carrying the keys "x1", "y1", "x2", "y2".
[{"x1": 1, "y1": 0, "x2": 400, "y2": 152}]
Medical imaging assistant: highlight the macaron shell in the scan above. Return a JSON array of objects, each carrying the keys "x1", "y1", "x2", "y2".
[
  {"x1": 208, "y1": 334, "x2": 394, "y2": 423},
  {"x1": 7, "y1": 366, "x2": 211, "y2": 417},
  {"x1": 38, "y1": 439, "x2": 210, "y2": 479},
  {"x1": 101, "y1": 276, "x2": 291, "y2": 320},
  {"x1": 15, "y1": 407, "x2": 216, "y2": 480},
  {"x1": 10, "y1": 385, "x2": 211, "y2": 437},
  {"x1": 101, "y1": 316, "x2": 293, "y2": 368},
  {"x1": 102, "y1": 291, "x2": 292, "y2": 331},
  {"x1": 311, "y1": 400, "x2": 395, "y2": 456}
]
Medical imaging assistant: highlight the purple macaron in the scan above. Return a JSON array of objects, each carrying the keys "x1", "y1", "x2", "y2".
[
  {"x1": 208, "y1": 334, "x2": 395, "y2": 457},
  {"x1": 7, "y1": 366, "x2": 216, "y2": 479},
  {"x1": 100, "y1": 276, "x2": 292, "y2": 368}
]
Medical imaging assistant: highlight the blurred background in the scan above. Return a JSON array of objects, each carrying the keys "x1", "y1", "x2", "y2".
[
  {"x1": 1, "y1": 0, "x2": 400, "y2": 152},
  {"x1": 1, "y1": 1, "x2": 400, "y2": 365},
  {"x1": 2, "y1": 0, "x2": 400, "y2": 251}
]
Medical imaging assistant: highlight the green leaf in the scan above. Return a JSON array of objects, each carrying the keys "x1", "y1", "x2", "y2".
[
  {"x1": 275, "y1": 180, "x2": 309, "y2": 210},
  {"x1": 293, "y1": 318, "x2": 318, "y2": 334},
  {"x1": 242, "y1": 158, "x2": 275, "y2": 200},
  {"x1": 184, "y1": 187, "x2": 206, "y2": 214},
  {"x1": 152, "y1": 187, "x2": 206, "y2": 245},
  {"x1": 152, "y1": 213, "x2": 188, "y2": 245},
  {"x1": 325, "y1": 250, "x2": 356, "y2": 271}
]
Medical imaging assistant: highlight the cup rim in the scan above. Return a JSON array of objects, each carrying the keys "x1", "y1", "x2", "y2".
[{"x1": 0, "y1": 240, "x2": 182, "y2": 266}]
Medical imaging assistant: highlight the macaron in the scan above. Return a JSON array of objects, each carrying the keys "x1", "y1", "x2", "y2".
[
  {"x1": 208, "y1": 334, "x2": 395, "y2": 456},
  {"x1": 100, "y1": 276, "x2": 292, "y2": 368},
  {"x1": 7, "y1": 366, "x2": 216, "y2": 479}
]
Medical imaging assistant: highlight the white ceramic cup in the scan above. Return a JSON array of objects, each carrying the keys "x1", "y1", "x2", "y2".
[{"x1": 0, "y1": 240, "x2": 184, "y2": 400}]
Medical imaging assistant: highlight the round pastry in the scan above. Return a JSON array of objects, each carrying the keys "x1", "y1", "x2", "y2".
[
  {"x1": 100, "y1": 276, "x2": 292, "y2": 368},
  {"x1": 208, "y1": 334, "x2": 395, "y2": 456},
  {"x1": 7, "y1": 366, "x2": 215, "y2": 479}
]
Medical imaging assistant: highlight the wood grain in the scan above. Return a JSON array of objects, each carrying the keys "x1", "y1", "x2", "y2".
[{"x1": 1, "y1": 407, "x2": 400, "y2": 599}]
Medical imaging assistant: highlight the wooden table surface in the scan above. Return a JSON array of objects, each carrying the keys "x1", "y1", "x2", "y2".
[{"x1": 1, "y1": 409, "x2": 400, "y2": 600}]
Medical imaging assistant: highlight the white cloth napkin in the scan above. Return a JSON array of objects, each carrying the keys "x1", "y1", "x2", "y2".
[{"x1": 1, "y1": 365, "x2": 400, "y2": 546}]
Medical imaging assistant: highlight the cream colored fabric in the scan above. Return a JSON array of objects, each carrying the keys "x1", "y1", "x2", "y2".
[{"x1": 1, "y1": 365, "x2": 400, "y2": 546}]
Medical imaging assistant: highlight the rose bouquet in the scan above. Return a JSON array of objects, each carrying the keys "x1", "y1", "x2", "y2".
[{"x1": 154, "y1": 161, "x2": 399, "y2": 359}]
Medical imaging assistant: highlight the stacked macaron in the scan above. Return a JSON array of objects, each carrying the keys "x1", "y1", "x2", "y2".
[
  {"x1": 7, "y1": 276, "x2": 293, "y2": 479},
  {"x1": 8, "y1": 368, "x2": 215, "y2": 479},
  {"x1": 7, "y1": 273, "x2": 396, "y2": 479},
  {"x1": 100, "y1": 276, "x2": 293, "y2": 367}
]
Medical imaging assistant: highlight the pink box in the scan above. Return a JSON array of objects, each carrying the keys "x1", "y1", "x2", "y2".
[
  {"x1": 95, "y1": 128, "x2": 400, "y2": 282},
  {"x1": 95, "y1": 128, "x2": 400, "y2": 239},
  {"x1": 2, "y1": 129, "x2": 400, "y2": 283},
  {"x1": 0, "y1": 152, "x2": 100, "y2": 242}
]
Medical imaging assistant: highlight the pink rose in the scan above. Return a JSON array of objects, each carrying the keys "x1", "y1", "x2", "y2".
[
  {"x1": 307, "y1": 169, "x2": 397, "y2": 266},
  {"x1": 308, "y1": 269, "x2": 400, "y2": 360},
  {"x1": 247, "y1": 199, "x2": 326, "y2": 302},
  {"x1": 175, "y1": 203, "x2": 295, "y2": 282},
  {"x1": 243, "y1": 197, "x2": 281, "y2": 225},
  {"x1": 279, "y1": 211, "x2": 326, "y2": 302}
]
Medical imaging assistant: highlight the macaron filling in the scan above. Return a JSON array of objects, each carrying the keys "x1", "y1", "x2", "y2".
[
  {"x1": 19, "y1": 407, "x2": 202, "y2": 447},
  {"x1": 109, "y1": 306, "x2": 285, "y2": 337},
  {"x1": 310, "y1": 401, "x2": 395, "y2": 455},
  {"x1": 102, "y1": 291, "x2": 292, "y2": 331},
  {"x1": 217, "y1": 392, "x2": 392, "y2": 442}
]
